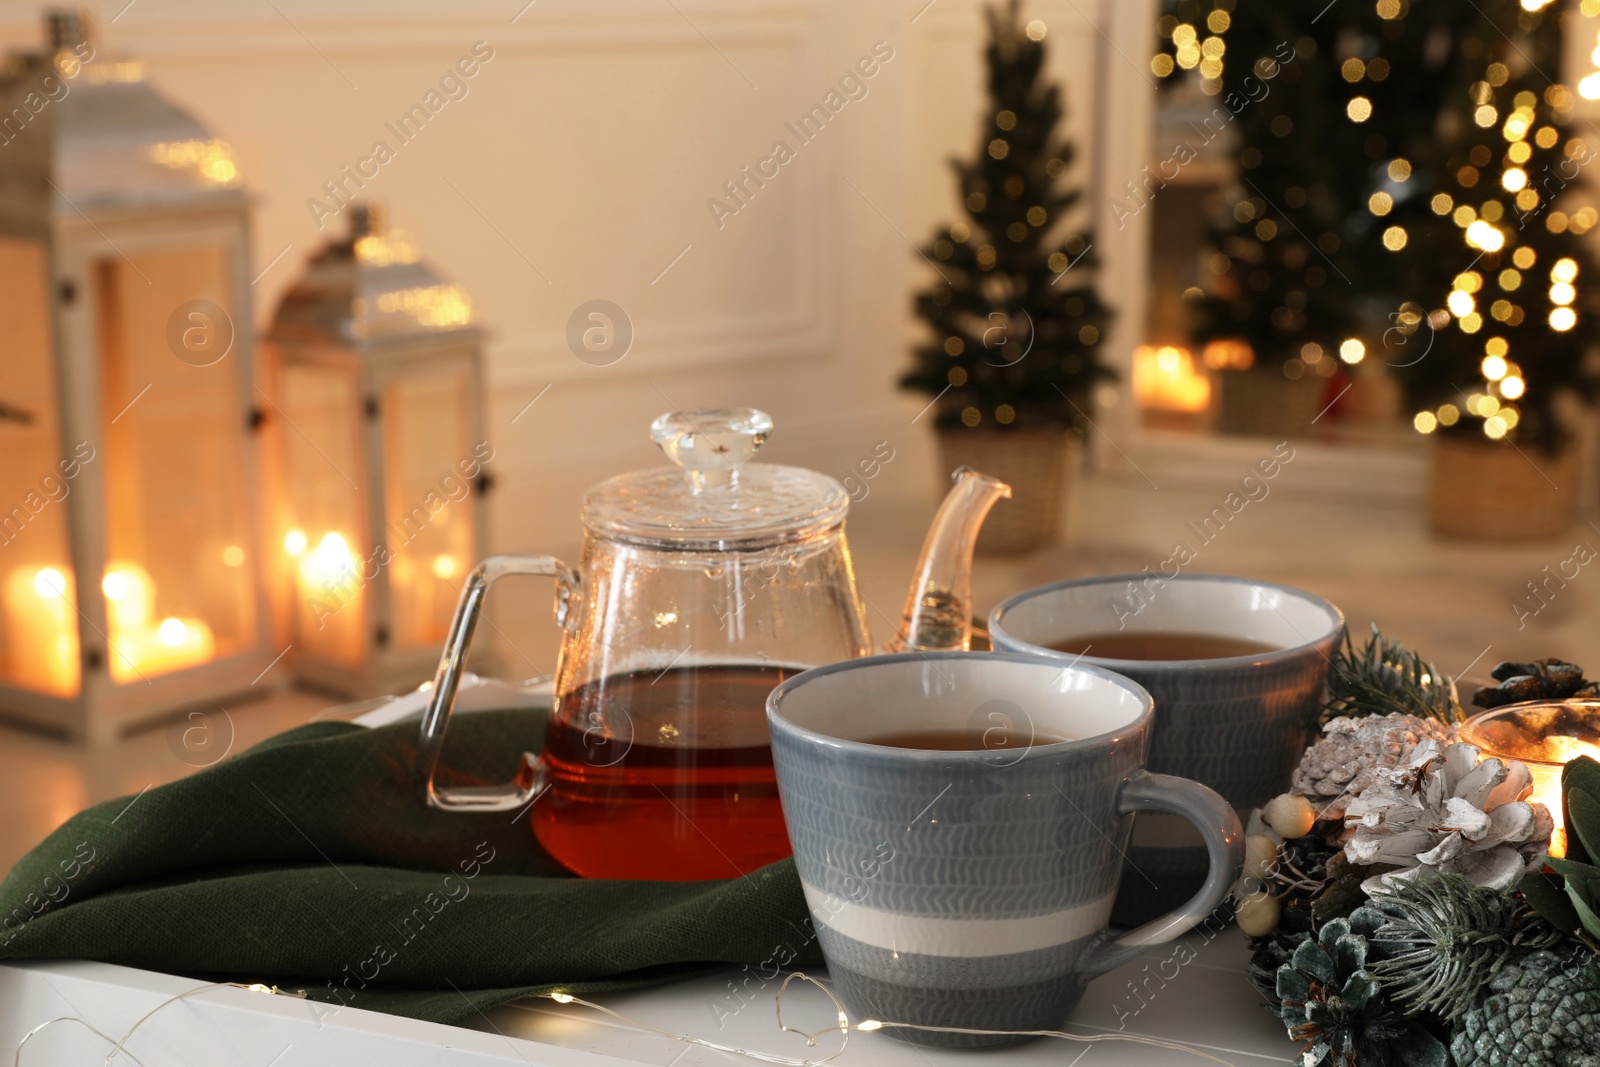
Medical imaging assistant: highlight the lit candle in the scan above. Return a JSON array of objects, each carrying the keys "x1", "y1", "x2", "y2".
[
  {"x1": 1133, "y1": 345, "x2": 1212, "y2": 413},
  {"x1": 290, "y1": 530, "x2": 364, "y2": 660},
  {"x1": 100, "y1": 561, "x2": 217, "y2": 681},
  {"x1": 1462, "y1": 700, "x2": 1600, "y2": 859},
  {"x1": 2, "y1": 565, "x2": 80, "y2": 695}
]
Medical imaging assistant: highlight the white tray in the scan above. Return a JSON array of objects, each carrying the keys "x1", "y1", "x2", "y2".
[{"x1": 0, "y1": 678, "x2": 1295, "y2": 1066}]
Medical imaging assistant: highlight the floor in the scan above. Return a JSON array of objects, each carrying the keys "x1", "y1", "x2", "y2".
[{"x1": 1, "y1": 463, "x2": 1595, "y2": 878}]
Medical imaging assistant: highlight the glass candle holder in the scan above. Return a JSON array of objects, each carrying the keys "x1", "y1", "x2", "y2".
[{"x1": 1460, "y1": 698, "x2": 1600, "y2": 857}]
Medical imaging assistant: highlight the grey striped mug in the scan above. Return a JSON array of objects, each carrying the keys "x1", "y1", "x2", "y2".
[
  {"x1": 990, "y1": 573, "x2": 1343, "y2": 925},
  {"x1": 766, "y1": 651, "x2": 1242, "y2": 1047}
]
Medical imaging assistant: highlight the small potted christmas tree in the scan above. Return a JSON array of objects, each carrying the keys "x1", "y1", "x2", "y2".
[{"x1": 900, "y1": 0, "x2": 1113, "y2": 555}]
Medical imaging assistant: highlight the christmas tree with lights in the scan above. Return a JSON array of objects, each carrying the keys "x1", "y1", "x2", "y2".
[
  {"x1": 1386, "y1": 0, "x2": 1600, "y2": 454},
  {"x1": 1169, "y1": 0, "x2": 1600, "y2": 451},
  {"x1": 900, "y1": 0, "x2": 1113, "y2": 432}
]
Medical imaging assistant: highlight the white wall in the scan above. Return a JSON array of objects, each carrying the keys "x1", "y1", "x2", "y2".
[{"x1": 0, "y1": 0, "x2": 1113, "y2": 671}]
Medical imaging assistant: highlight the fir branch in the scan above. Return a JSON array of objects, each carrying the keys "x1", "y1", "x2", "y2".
[
  {"x1": 1357, "y1": 873, "x2": 1565, "y2": 1019},
  {"x1": 1322, "y1": 624, "x2": 1462, "y2": 726}
]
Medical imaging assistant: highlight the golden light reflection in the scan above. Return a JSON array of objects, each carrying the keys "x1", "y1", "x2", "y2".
[{"x1": 149, "y1": 139, "x2": 239, "y2": 186}]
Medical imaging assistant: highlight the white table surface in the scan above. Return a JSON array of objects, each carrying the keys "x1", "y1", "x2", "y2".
[{"x1": 0, "y1": 679, "x2": 1296, "y2": 1066}]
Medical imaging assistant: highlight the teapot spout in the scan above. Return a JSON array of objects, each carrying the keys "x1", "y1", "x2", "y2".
[{"x1": 886, "y1": 467, "x2": 1012, "y2": 653}]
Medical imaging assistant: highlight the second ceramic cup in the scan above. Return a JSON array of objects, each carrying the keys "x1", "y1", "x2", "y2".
[{"x1": 989, "y1": 573, "x2": 1343, "y2": 924}]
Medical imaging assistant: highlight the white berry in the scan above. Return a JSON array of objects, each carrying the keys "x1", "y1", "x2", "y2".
[
  {"x1": 1264, "y1": 794, "x2": 1316, "y2": 839},
  {"x1": 1236, "y1": 892, "x2": 1281, "y2": 937},
  {"x1": 1244, "y1": 834, "x2": 1279, "y2": 881}
]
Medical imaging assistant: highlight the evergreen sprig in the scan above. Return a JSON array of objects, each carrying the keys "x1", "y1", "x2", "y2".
[
  {"x1": 1357, "y1": 873, "x2": 1563, "y2": 1018},
  {"x1": 1322, "y1": 624, "x2": 1462, "y2": 726}
]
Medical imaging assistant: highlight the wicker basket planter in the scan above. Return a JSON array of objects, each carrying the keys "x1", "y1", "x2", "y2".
[
  {"x1": 1428, "y1": 435, "x2": 1575, "y2": 540},
  {"x1": 1216, "y1": 366, "x2": 1325, "y2": 438},
  {"x1": 937, "y1": 428, "x2": 1077, "y2": 555}
]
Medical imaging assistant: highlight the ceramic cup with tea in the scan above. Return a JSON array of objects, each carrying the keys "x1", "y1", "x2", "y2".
[
  {"x1": 989, "y1": 573, "x2": 1343, "y2": 925},
  {"x1": 766, "y1": 651, "x2": 1242, "y2": 1047}
]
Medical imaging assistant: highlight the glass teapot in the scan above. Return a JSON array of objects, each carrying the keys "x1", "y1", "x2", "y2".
[{"x1": 416, "y1": 408, "x2": 1009, "y2": 880}]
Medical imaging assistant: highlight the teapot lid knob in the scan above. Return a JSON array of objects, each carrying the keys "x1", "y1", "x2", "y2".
[{"x1": 650, "y1": 408, "x2": 772, "y2": 493}]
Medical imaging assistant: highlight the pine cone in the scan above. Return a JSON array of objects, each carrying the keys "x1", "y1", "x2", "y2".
[
  {"x1": 1473, "y1": 658, "x2": 1600, "y2": 708},
  {"x1": 1344, "y1": 739, "x2": 1554, "y2": 893},
  {"x1": 1274, "y1": 915, "x2": 1447, "y2": 1067},
  {"x1": 1291, "y1": 714, "x2": 1454, "y2": 815},
  {"x1": 1450, "y1": 949, "x2": 1600, "y2": 1066}
]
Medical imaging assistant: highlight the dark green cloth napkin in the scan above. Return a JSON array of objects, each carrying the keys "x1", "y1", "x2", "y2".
[{"x1": 0, "y1": 707, "x2": 822, "y2": 1025}]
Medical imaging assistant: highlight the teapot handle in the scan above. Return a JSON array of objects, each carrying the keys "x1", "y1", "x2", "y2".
[{"x1": 416, "y1": 554, "x2": 579, "y2": 812}]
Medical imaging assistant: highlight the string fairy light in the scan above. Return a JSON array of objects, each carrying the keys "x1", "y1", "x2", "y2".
[
  {"x1": 526, "y1": 973, "x2": 1240, "y2": 1066},
  {"x1": 13, "y1": 981, "x2": 307, "y2": 1066}
]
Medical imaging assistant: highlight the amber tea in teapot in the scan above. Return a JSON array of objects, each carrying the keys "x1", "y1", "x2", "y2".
[
  {"x1": 416, "y1": 408, "x2": 1010, "y2": 881},
  {"x1": 534, "y1": 664, "x2": 795, "y2": 879}
]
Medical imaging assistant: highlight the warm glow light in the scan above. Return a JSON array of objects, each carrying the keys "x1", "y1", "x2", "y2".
[
  {"x1": 1503, "y1": 168, "x2": 1528, "y2": 192},
  {"x1": 1466, "y1": 220, "x2": 1505, "y2": 251},
  {"x1": 858, "y1": 1020, "x2": 885, "y2": 1032},
  {"x1": 284, "y1": 529, "x2": 308, "y2": 557},
  {"x1": 1339, "y1": 338, "x2": 1366, "y2": 364},
  {"x1": 221, "y1": 545, "x2": 245, "y2": 568},
  {"x1": 102, "y1": 564, "x2": 153, "y2": 633},
  {"x1": 1551, "y1": 307, "x2": 1578, "y2": 331},
  {"x1": 1553, "y1": 257, "x2": 1579, "y2": 283},
  {"x1": 5, "y1": 567, "x2": 78, "y2": 695},
  {"x1": 373, "y1": 284, "x2": 473, "y2": 328},
  {"x1": 1133, "y1": 345, "x2": 1211, "y2": 413},
  {"x1": 431, "y1": 555, "x2": 459, "y2": 579},
  {"x1": 149, "y1": 139, "x2": 239, "y2": 187},
  {"x1": 1482, "y1": 355, "x2": 1508, "y2": 380},
  {"x1": 1551, "y1": 282, "x2": 1577, "y2": 305},
  {"x1": 303, "y1": 533, "x2": 356, "y2": 586},
  {"x1": 1467, "y1": 711, "x2": 1600, "y2": 854},
  {"x1": 1582, "y1": 72, "x2": 1600, "y2": 101},
  {"x1": 1414, "y1": 411, "x2": 1438, "y2": 433},
  {"x1": 1448, "y1": 290, "x2": 1476, "y2": 316},
  {"x1": 549, "y1": 992, "x2": 575, "y2": 1004},
  {"x1": 1439, "y1": 403, "x2": 1461, "y2": 426},
  {"x1": 157, "y1": 617, "x2": 188, "y2": 648},
  {"x1": 1201, "y1": 339, "x2": 1254, "y2": 370},
  {"x1": 1501, "y1": 375, "x2": 1526, "y2": 399},
  {"x1": 354, "y1": 231, "x2": 421, "y2": 266},
  {"x1": 1484, "y1": 415, "x2": 1508, "y2": 439},
  {"x1": 1347, "y1": 97, "x2": 1372, "y2": 122},
  {"x1": 35, "y1": 568, "x2": 67, "y2": 599}
]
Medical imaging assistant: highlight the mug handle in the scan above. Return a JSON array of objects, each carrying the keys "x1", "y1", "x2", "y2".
[
  {"x1": 1079, "y1": 770, "x2": 1244, "y2": 976},
  {"x1": 415, "y1": 554, "x2": 579, "y2": 812}
]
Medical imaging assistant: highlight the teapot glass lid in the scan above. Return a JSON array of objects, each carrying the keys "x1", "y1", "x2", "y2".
[{"x1": 581, "y1": 408, "x2": 850, "y2": 549}]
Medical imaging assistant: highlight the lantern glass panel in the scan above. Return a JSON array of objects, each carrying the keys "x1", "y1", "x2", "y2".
[
  {"x1": 280, "y1": 362, "x2": 367, "y2": 664},
  {"x1": 0, "y1": 237, "x2": 80, "y2": 696},
  {"x1": 383, "y1": 369, "x2": 474, "y2": 650},
  {"x1": 94, "y1": 245, "x2": 254, "y2": 682}
]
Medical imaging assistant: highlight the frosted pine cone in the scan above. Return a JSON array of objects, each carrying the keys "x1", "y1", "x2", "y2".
[
  {"x1": 1343, "y1": 739, "x2": 1554, "y2": 894},
  {"x1": 1290, "y1": 713, "x2": 1454, "y2": 816}
]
